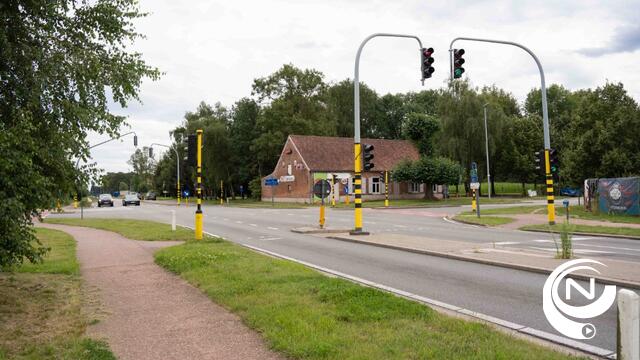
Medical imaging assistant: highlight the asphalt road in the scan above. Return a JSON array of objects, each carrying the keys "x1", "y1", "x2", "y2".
[{"x1": 50, "y1": 201, "x2": 640, "y2": 353}]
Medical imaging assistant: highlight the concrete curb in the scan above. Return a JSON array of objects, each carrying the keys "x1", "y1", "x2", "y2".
[
  {"x1": 447, "y1": 216, "x2": 488, "y2": 227},
  {"x1": 290, "y1": 228, "x2": 351, "y2": 234},
  {"x1": 239, "y1": 242, "x2": 614, "y2": 359},
  {"x1": 521, "y1": 228, "x2": 640, "y2": 241},
  {"x1": 326, "y1": 235, "x2": 640, "y2": 290}
]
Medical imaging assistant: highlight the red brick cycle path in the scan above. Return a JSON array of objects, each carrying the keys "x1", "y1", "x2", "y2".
[{"x1": 39, "y1": 223, "x2": 283, "y2": 360}]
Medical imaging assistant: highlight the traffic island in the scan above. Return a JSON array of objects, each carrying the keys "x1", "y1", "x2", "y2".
[
  {"x1": 291, "y1": 226, "x2": 351, "y2": 234},
  {"x1": 324, "y1": 233, "x2": 640, "y2": 290}
]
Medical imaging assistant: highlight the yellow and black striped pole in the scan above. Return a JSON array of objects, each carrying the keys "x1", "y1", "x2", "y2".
[
  {"x1": 384, "y1": 170, "x2": 389, "y2": 207},
  {"x1": 195, "y1": 129, "x2": 203, "y2": 240},
  {"x1": 544, "y1": 149, "x2": 556, "y2": 225},
  {"x1": 177, "y1": 180, "x2": 181, "y2": 206},
  {"x1": 351, "y1": 143, "x2": 366, "y2": 234}
]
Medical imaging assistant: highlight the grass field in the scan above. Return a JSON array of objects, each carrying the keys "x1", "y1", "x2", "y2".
[
  {"x1": 521, "y1": 223, "x2": 640, "y2": 238},
  {"x1": 204, "y1": 198, "x2": 309, "y2": 208},
  {"x1": 153, "y1": 238, "x2": 579, "y2": 359},
  {"x1": 0, "y1": 228, "x2": 114, "y2": 359},
  {"x1": 452, "y1": 215, "x2": 515, "y2": 226},
  {"x1": 459, "y1": 205, "x2": 549, "y2": 216},
  {"x1": 568, "y1": 207, "x2": 640, "y2": 224},
  {"x1": 331, "y1": 196, "x2": 527, "y2": 209},
  {"x1": 45, "y1": 218, "x2": 198, "y2": 241}
]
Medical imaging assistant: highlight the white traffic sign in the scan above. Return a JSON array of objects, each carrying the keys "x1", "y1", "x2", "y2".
[{"x1": 470, "y1": 182, "x2": 480, "y2": 190}]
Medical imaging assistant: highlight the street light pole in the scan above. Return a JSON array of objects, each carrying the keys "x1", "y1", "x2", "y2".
[
  {"x1": 352, "y1": 33, "x2": 424, "y2": 235},
  {"x1": 151, "y1": 143, "x2": 180, "y2": 206},
  {"x1": 74, "y1": 131, "x2": 138, "y2": 218},
  {"x1": 483, "y1": 103, "x2": 491, "y2": 199},
  {"x1": 449, "y1": 37, "x2": 555, "y2": 225}
]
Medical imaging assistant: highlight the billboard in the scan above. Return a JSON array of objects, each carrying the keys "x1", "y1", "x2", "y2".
[{"x1": 597, "y1": 177, "x2": 640, "y2": 215}]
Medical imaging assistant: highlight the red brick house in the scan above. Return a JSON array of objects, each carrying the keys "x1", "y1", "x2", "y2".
[{"x1": 261, "y1": 135, "x2": 439, "y2": 203}]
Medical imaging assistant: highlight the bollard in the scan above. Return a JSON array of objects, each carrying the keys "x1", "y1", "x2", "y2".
[
  {"x1": 171, "y1": 210, "x2": 176, "y2": 231},
  {"x1": 617, "y1": 289, "x2": 639, "y2": 360}
]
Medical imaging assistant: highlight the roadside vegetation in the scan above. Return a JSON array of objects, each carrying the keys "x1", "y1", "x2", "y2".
[
  {"x1": 204, "y1": 198, "x2": 308, "y2": 209},
  {"x1": 0, "y1": 228, "x2": 114, "y2": 359},
  {"x1": 45, "y1": 218, "x2": 196, "y2": 241},
  {"x1": 332, "y1": 196, "x2": 527, "y2": 209},
  {"x1": 521, "y1": 223, "x2": 640, "y2": 238},
  {"x1": 153, "y1": 239, "x2": 579, "y2": 359}
]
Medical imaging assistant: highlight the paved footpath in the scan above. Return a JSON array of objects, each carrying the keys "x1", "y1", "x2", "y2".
[{"x1": 39, "y1": 223, "x2": 283, "y2": 360}]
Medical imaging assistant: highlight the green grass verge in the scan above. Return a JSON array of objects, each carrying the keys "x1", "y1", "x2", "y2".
[
  {"x1": 331, "y1": 197, "x2": 526, "y2": 209},
  {"x1": 154, "y1": 239, "x2": 579, "y2": 359},
  {"x1": 521, "y1": 223, "x2": 640, "y2": 238},
  {"x1": 459, "y1": 205, "x2": 548, "y2": 216},
  {"x1": 45, "y1": 218, "x2": 196, "y2": 241},
  {"x1": 0, "y1": 228, "x2": 115, "y2": 359},
  {"x1": 453, "y1": 215, "x2": 515, "y2": 226},
  {"x1": 15, "y1": 228, "x2": 79, "y2": 275},
  {"x1": 567, "y1": 207, "x2": 640, "y2": 224}
]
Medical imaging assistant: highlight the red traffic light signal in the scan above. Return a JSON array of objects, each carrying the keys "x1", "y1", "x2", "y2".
[{"x1": 421, "y1": 47, "x2": 435, "y2": 80}]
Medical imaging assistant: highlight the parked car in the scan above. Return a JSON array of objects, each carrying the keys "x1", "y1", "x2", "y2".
[
  {"x1": 145, "y1": 191, "x2": 157, "y2": 200},
  {"x1": 122, "y1": 193, "x2": 141, "y2": 206},
  {"x1": 560, "y1": 187, "x2": 581, "y2": 197},
  {"x1": 97, "y1": 194, "x2": 114, "y2": 207}
]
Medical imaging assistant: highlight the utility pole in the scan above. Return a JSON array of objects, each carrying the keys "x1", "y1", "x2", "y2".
[
  {"x1": 195, "y1": 129, "x2": 203, "y2": 240},
  {"x1": 151, "y1": 143, "x2": 180, "y2": 205},
  {"x1": 220, "y1": 180, "x2": 223, "y2": 205},
  {"x1": 449, "y1": 37, "x2": 555, "y2": 224},
  {"x1": 352, "y1": 33, "x2": 425, "y2": 235},
  {"x1": 483, "y1": 103, "x2": 491, "y2": 198}
]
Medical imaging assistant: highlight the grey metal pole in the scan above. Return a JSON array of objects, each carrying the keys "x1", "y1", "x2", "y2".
[
  {"x1": 353, "y1": 33, "x2": 423, "y2": 234},
  {"x1": 151, "y1": 143, "x2": 180, "y2": 201},
  {"x1": 449, "y1": 37, "x2": 550, "y2": 149},
  {"x1": 354, "y1": 33, "x2": 423, "y2": 143},
  {"x1": 483, "y1": 104, "x2": 491, "y2": 198}
]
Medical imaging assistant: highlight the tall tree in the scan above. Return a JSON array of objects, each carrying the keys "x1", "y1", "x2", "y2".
[
  {"x1": 0, "y1": 0, "x2": 159, "y2": 268},
  {"x1": 562, "y1": 83, "x2": 640, "y2": 184},
  {"x1": 128, "y1": 147, "x2": 156, "y2": 193}
]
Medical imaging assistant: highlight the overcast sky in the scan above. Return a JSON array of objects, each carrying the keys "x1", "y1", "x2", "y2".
[{"x1": 88, "y1": 0, "x2": 640, "y2": 173}]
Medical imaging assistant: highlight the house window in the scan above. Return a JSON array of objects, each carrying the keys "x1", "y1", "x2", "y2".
[
  {"x1": 410, "y1": 182, "x2": 421, "y2": 193},
  {"x1": 371, "y1": 177, "x2": 381, "y2": 194}
]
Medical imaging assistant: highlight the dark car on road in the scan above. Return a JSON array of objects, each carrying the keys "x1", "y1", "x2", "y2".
[
  {"x1": 97, "y1": 194, "x2": 114, "y2": 207},
  {"x1": 145, "y1": 191, "x2": 157, "y2": 200},
  {"x1": 122, "y1": 193, "x2": 141, "y2": 206}
]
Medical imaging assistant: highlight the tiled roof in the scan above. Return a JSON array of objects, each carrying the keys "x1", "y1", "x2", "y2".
[{"x1": 288, "y1": 135, "x2": 420, "y2": 172}]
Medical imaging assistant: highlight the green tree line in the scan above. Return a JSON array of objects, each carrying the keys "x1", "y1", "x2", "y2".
[{"x1": 149, "y1": 64, "x2": 639, "y2": 199}]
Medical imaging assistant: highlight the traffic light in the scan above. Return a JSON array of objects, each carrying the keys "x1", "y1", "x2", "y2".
[
  {"x1": 363, "y1": 144, "x2": 374, "y2": 171},
  {"x1": 148, "y1": 147, "x2": 153, "y2": 158},
  {"x1": 453, "y1": 49, "x2": 465, "y2": 79},
  {"x1": 534, "y1": 150, "x2": 544, "y2": 174},
  {"x1": 421, "y1": 47, "x2": 435, "y2": 80},
  {"x1": 133, "y1": 134, "x2": 138, "y2": 147},
  {"x1": 549, "y1": 148, "x2": 559, "y2": 174},
  {"x1": 187, "y1": 134, "x2": 197, "y2": 167}
]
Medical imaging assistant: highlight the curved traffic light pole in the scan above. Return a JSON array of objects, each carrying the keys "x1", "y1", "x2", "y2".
[
  {"x1": 151, "y1": 143, "x2": 180, "y2": 206},
  {"x1": 448, "y1": 37, "x2": 555, "y2": 225},
  {"x1": 353, "y1": 33, "x2": 424, "y2": 235}
]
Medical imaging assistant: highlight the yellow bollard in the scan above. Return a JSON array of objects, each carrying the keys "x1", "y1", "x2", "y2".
[
  {"x1": 471, "y1": 189, "x2": 477, "y2": 212},
  {"x1": 319, "y1": 204, "x2": 325, "y2": 229}
]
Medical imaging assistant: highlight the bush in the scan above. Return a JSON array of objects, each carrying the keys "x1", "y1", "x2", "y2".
[{"x1": 248, "y1": 177, "x2": 262, "y2": 200}]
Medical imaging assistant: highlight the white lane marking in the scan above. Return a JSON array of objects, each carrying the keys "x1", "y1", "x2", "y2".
[
  {"x1": 267, "y1": 227, "x2": 279, "y2": 230},
  {"x1": 249, "y1": 223, "x2": 257, "y2": 227},
  {"x1": 393, "y1": 224, "x2": 406, "y2": 228},
  {"x1": 223, "y1": 218, "x2": 229, "y2": 221},
  {"x1": 529, "y1": 247, "x2": 613, "y2": 255},
  {"x1": 287, "y1": 213, "x2": 294, "y2": 216},
  {"x1": 575, "y1": 243, "x2": 640, "y2": 252},
  {"x1": 493, "y1": 241, "x2": 521, "y2": 245},
  {"x1": 240, "y1": 243, "x2": 613, "y2": 358},
  {"x1": 260, "y1": 237, "x2": 282, "y2": 241},
  {"x1": 235, "y1": 220, "x2": 243, "y2": 224}
]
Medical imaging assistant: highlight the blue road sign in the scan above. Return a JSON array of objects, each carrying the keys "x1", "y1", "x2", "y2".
[
  {"x1": 344, "y1": 185, "x2": 349, "y2": 194},
  {"x1": 264, "y1": 178, "x2": 279, "y2": 186},
  {"x1": 183, "y1": 190, "x2": 190, "y2": 197},
  {"x1": 470, "y1": 161, "x2": 479, "y2": 183}
]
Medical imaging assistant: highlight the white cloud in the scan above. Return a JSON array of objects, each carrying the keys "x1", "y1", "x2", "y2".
[{"x1": 90, "y1": 0, "x2": 639, "y2": 172}]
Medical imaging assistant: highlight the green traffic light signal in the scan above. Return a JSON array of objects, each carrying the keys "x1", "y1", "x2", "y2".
[{"x1": 454, "y1": 68, "x2": 464, "y2": 78}]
